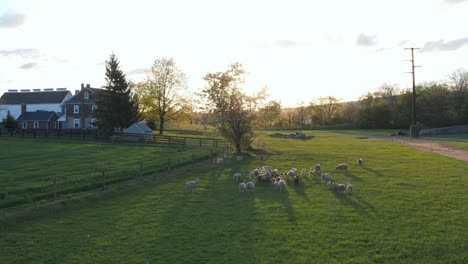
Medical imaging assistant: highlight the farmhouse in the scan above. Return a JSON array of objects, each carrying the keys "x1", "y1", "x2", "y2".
[{"x1": 62, "y1": 83, "x2": 105, "y2": 129}]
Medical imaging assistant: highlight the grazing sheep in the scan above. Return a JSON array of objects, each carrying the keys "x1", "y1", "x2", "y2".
[
  {"x1": 336, "y1": 164, "x2": 349, "y2": 171},
  {"x1": 346, "y1": 183, "x2": 354, "y2": 193},
  {"x1": 186, "y1": 179, "x2": 200, "y2": 191},
  {"x1": 321, "y1": 173, "x2": 332, "y2": 182},
  {"x1": 271, "y1": 169, "x2": 279, "y2": 177},
  {"x1": 246, "y1": 181, "x2": 255, "y2": 192},
  {"x1": 277, "y1": 179, "x2": 286, "y2": 191},
  {"x1": 239, "y1": 182, "x2": 247, "y2": 192},
  {"x1": 294, "y1": 175, "x2": 299, "y2": 185},
  {"x1": 259, "y1": 172, "x2": 271, "y2": 184},
  {"x1": 331, "y1": 181, "x2": 338, "y2": 192},
  {"x1": 326, "y1": 180, "x2": 332, "y2": 189},
  {"x1": 337, "y1": 183, "x2": 346, "y2": 192},
  {"x1": 309, "y1": 168, "x2": 314, "y2": 176},
  {"x1": 252, "y1": 169, "x2": 259, "y2": 176},
  {"x1": 357, "y1": 159, "x2": 363, "y2": 166},
  {"x1": 233, "y1": 173, "x2": 242, "y2": 182},
  {"x1": 301, "y1": 169, "x2": 306, "y2": 176},
  {"x1": 314, "y1": 164, "x2": 321, "y2": 174}
]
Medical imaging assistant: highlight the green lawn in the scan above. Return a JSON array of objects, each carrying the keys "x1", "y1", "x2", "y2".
[
  {"x1": 0, "y1": 131, "x2": 467, "y2": 263},
  {"x1": 0, "y1": 137, "x2": 220, "y2": 209}
]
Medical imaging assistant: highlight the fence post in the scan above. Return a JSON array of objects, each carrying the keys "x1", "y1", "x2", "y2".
[
  {"x1": 192, "y1": 153, "x2": 195, "y2": 168},
  {"x1": 140, "y1": 160, "x2": 143, "y2": 179},
  {"x1": 53, "y1": 177, "x2": 57, "y2": 201},
  {"x1": 167, "y1": 157, "x2": 171, "y2": 174},
  {"x1": 101, "y1": 170, "x2": 106, "y2": 191}
]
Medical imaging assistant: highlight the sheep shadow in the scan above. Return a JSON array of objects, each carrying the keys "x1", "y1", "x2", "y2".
[
  {"x1": 343, "y1": 172, "x2": 365, "y2": 182},
  {"x1": 332, "y1": 191, "x2": 376, "y2": 216},
  {"x1": 362, "y1": 167, "x2": 384, "y2": 177},
  {"x1": 290, "y1": 182, "x2": 311, "y2": 203}
]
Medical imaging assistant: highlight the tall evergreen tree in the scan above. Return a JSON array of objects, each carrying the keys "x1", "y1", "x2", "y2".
[
  {"x1": 3, "y1": 111, "x2": 17, "y2": 132},
  {"x1": 96, "y1": 53, "x2": 141, "y2": 130}
]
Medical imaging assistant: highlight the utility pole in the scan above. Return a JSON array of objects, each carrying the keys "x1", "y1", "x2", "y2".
[{"x1": 405, "y1": 48, "x2": 420, "y2": 138}]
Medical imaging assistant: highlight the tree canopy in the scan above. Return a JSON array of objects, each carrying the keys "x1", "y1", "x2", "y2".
[
  {"x1": 201, "y1": 63, "x2": 265, "y2": 153},
  {"x1": 134, "y1": 58, "x2": 191, "y2": 134}
]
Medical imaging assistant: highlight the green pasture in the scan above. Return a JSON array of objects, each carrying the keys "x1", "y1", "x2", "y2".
[
  {"x1": 0, "y1": 137, "x2": 220, "y2": 209},
  {"x1": 0, "y1": 131, "x2": 467, "y2": 263}
]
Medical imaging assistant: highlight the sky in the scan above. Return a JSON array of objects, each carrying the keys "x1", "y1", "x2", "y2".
[{"x1": 1, "y1": 0, "x2": 467, "y2": 107}]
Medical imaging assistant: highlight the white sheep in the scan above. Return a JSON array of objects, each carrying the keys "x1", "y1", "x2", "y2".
[
  {"x1": 346, "y1": 183, "x2": 354, "y2": 193},
  {"x1": 321, "y1": 173, "x2": 332, "y2": 182},
  {"x1": 301, "y1": 169, "x2": 306, "y2": 176},
  {"x1": 357, "y1": 159, "x2": 363, "y2": 166},
  {"x1": 336, "y1": 164, "x2": 348, "y2": 171},
  {"x1": 239, "y1": 182, "x2": 247, "y2": 192},
  {"x1": 314, "y1": 164, "x2": 321, "y2": 173},
  {"x1": 326, "y1": 180, "x2": 332, "y2": 189},
  {"x1": 271, "y1": 169, "x2": 279, "y2": 177},
  {"x1": 233, "y1": 173, "x2": 242, "y2": 182},
  {"x1": 277, "y1": 179, "x2": 286, "y2": 192},
  {"x1": 337, "y1": 183, "x2": 346, "y2": 191},
  {"x1": 246, "y1": 181, "x2": 255, "y2": 192},
  {"x1": 185, "y1": 179, "x2": 200, "y2": 191}
]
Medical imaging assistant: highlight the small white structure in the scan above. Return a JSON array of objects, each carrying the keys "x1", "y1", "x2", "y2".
[{"x1": 124, "y1": 123, "x2": 153, "y2": 134}]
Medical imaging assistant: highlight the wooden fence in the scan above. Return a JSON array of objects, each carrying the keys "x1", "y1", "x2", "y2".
[{"x1": 0, "y1": 128, "x2": 227, "y2": 149}]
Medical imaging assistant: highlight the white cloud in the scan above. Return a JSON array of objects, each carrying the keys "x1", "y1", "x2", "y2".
[
  {"x1": 0, "y1": 11, "x2": 26, "y2": 28},
  {"x1": 356, "y1": 34, "x2": 378, "y2": 47},
  {"x1": 18, "y1": 62, "x2": 38, "y2": 70},
  {"x1": 0, "y1": 48, "x2": 40, "y2": 58},
  {"x1": 421, "y1": 38, "x2": 468, "y2": 52}
]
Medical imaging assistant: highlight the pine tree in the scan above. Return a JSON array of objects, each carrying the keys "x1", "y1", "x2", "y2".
[
  {"x1": 3, "y1": 111, "x2": 17, "y2": 132},
  {"x1": 96, "y1": 53, "x2": 141, "y2": 130}
]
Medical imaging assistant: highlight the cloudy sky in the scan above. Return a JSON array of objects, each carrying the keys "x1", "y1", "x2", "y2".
[{"x1": 1, "y1": 0, "x2": 467, "y2": 107}]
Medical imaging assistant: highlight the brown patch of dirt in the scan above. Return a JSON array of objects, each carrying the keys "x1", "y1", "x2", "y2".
[{"x1": 384, "y1": 137, "x2": 468, "y2": 162}]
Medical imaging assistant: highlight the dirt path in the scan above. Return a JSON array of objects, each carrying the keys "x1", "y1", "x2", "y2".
[{"x1": 383, "y1": 137, "x2": 468, "y2": 162}]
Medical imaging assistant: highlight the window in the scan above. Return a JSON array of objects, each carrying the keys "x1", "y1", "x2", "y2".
[
  {"x1": 33, "y1": 121, "x2": 39, "y2": 129},
  {"x1": 22, "y1": 121, "x2": 27, "y2": 129},
  {"x1": 84, "y1": 92, "x2": 89, "y2": 100},
  {"x1": 90, "y1": 118, "x2": 96, "y2": 128},
  {"x1": 53, "y1": 121, "x2": 57, "y2": 129},
  {"x1": 91, "y1": 104, "x2": 97, "y2": 112},
  {"x1": 74, "y1": 105, "x2": 79, "y2": 114},
  {"x1": 73, "y1": 119, "x2": 80, "y2": 128}
]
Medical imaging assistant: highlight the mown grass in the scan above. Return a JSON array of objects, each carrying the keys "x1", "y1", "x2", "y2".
[
  {"x1": 0, "y1": 137, "x2": 219, "y2": 208},
  {"x1": 0, "y1": 131, "x2": 467, "y2": 263},
  {"x1": 423, "y1": 133, "x2": 468, "y2": 140}
]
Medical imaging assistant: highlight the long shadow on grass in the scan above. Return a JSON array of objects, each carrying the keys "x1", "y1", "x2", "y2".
[
  {"x1": 343, "y1": 172, "x2": 365, "y2": 182},
  {"x1": 362, "y1": 167, "x2": 384, "y2": 177},
  {"x1": 290, "y1": 182, "x2": 311, "y2": 203},
  {"x1": 332, "y1": 191, "x2": 376, "y2": 216},
  {"x1": 149, "y1": 154, "x2": 263, "y2": 263}
]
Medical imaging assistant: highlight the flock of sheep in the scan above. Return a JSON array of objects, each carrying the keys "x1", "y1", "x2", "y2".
[{"x1": 186, "y1": 158, "x2": 363, "y2": 194}]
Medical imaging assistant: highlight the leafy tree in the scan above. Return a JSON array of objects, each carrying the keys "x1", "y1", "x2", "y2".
[
  {"x1": 3, "y1": 111, "x2": 17, "y2": 132},
  {"x1": 96, "y1": 53, "x2": 141, "y2": 130},
  {"x1": 201, "y1": 63, "x2": 264, "y2": 153},
  {"x1": 257, "y1": 100, "x2": 281, "y2": 128},
  {"x1": 135, "y1": 58, "x2": 190, "y2": 134}
]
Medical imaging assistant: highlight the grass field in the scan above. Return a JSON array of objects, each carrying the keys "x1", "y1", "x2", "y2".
[
  {"x1": 0, "y1": 131, "x2": 467, "y2": 263},
  {"x1": 0, "y1": 137, "x2": 221, "y2": 209}
]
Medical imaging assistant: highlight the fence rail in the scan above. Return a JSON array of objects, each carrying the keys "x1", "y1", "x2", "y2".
[{"x1": 0, "y1": 128, "x2": 227, "y2": 148}]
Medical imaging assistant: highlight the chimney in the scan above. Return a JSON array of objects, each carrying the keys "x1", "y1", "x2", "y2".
[
  {"x1": 86, "y1": 84, "x2": 90, "y2": 88},
  {"x1": 21, "y1": 104, "x2": 27, "y2": 114},
  {"x1": 81, "y1": 83, "x2": 84, "y2": 90}
]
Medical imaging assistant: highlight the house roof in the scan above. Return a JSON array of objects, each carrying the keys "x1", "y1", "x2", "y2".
[
  {"x1": 124, "y1": 123, "x2": 153, "y2": 134},
  {"x1": 17, "y1": 111, "x2": 58, "y2": 121},
  {"x1": 63, "y1": 87, "x2": 107, "y2": 104},
  {"x1": 0, "y1": 91, "x2": 71, "y2": 105}
]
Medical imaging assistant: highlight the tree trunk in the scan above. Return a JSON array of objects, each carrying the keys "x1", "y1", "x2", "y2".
[
  {"x1": 236, "y1": 142, "x2": 241, "y2": 153},
  {"x1": 159, "y1": 118, "x2": 164, "y2": 135}
]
